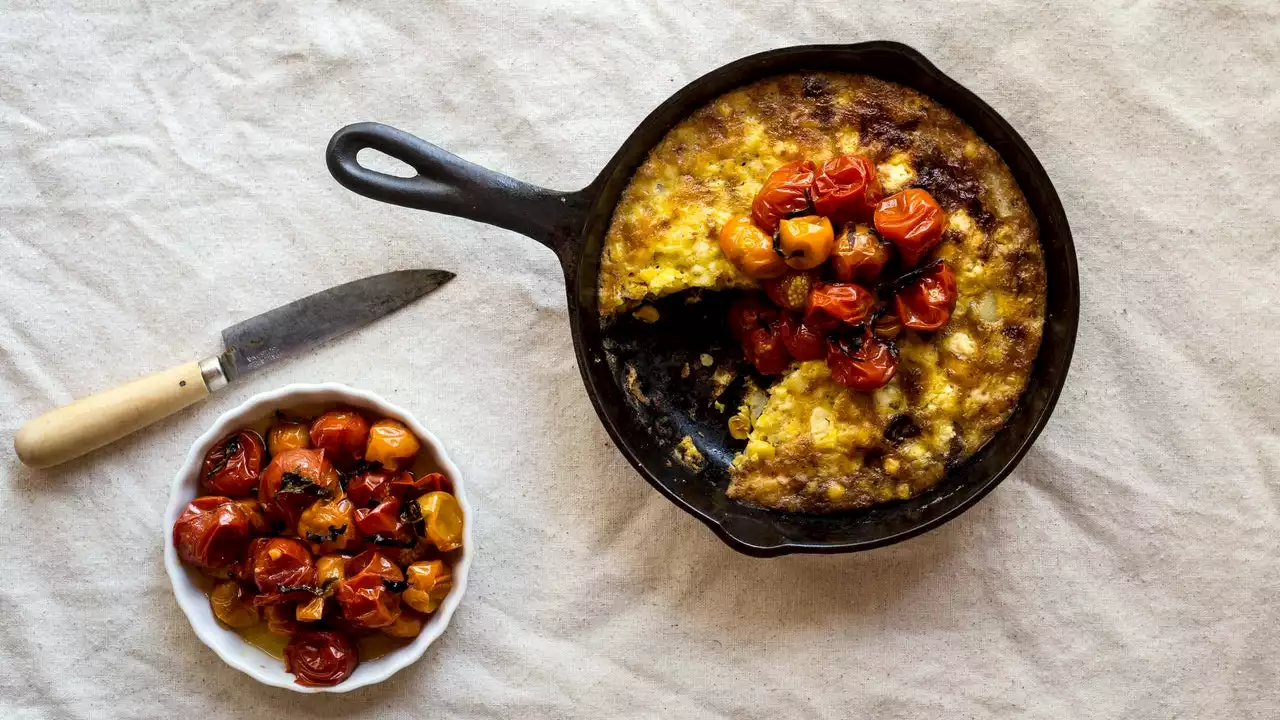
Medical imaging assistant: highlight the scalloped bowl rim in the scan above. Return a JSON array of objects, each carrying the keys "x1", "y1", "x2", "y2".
[{"x1": 163, "y1": 383, "x2": 473, "y2": 693}]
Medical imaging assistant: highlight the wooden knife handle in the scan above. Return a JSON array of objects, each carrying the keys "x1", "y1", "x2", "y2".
[{"x1": 14, "y1": 357, "x2": 227, "y2": 469}]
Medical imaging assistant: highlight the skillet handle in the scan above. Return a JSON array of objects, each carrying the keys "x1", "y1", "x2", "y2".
[{"x1": 326, "y1": 122, "x2": 588, "y2": 256}]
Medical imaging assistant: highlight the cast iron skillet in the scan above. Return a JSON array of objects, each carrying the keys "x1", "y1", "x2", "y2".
[{"x1": 326, "y1": 42, "x2": 1078, "y2": 557}]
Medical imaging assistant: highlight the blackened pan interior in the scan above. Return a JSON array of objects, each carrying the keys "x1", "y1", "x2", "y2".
[{"x1": 566, "y1": 43, "x2": 1078, "y2": 556}]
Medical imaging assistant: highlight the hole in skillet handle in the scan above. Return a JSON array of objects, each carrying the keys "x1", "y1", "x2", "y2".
[{"x1": 325, "y1": 121, "x2": 592, "y2": 258}]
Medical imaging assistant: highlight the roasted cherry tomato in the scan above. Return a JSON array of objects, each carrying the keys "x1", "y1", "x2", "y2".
[
  {"x1": 402, "y1": 560, "x2": 454, "y2": 615},
  {"x1": 727, "y1": 296, "x2": 792, "y2": 375},
  {"x1": 387, "y1": 471, "x2": 445, "y2": 502},
  {"x1": 382, "y1": 609, "x2": 425, "y2": 638},
  {"x1": 344, "y1": 548, "x2": 405, "y2": 583},
  {"x1": 751, "y1": 160, "x2": 816, "y2": 233},
  {"x1": 416, "y1": 492, "x2": 465, "y2": 552},
  {"x1": 210, "y1": 580, "x2": 259, "y2": 629},
  {"x1": 895, "y1": 262, "x2": 958, "y2": 331},
  {"x1": 364, "y1": 419, "x2": 421, "y2": 471},
  {"x1": 284, "y1": 630, "x2": 359, "y2": 687},
  {"x1": 231, "y1": 498, "x2": 272, "y2": 536},
  {"x1": 826, "y1": 331, "x2": 899, "y2": 391},
  {"x1": 250, "y1": 537, "x2": 316, "y2": 596},
  {"x1": 831, "y1": 225, "x2": 890, "y2": 284},
  {"x1": 804, "y1": 282, "x2": 875, "y2": 332},
  {"x1": 718, "y1": 215, "x2": 787, "y2": 279},
  {"x1": 335, "y1": 571, "x2": 401, "y2": 629},
  {"x1": 812, "y1": 154, "x2": 883, "y2": 223},
  {"x1": 309, "y1": 409, "x2": 370, "y2": 468},
  {"x1": 259, "y1": 448, "x2": 342, "y2": 530},
  {"x1": 346, "y1": 467, "x2": 398, "y2": 508},
  {"x1": 264, "y1": 603, "x2": 299, "y2": 636},
  {"x1": 267, "y1": 420, "x2": 311, "y2": 457},
  {"x1": 776, "y1": 215, "x2": 835, "y2": 270},
  {"x1": 200, "y1": 430, "x2": 265, "y2": 496},
  {"x1": 297, "y1": 499, "x2": 359, "y2": 553},
  {"x1": 172, "y1": 496, "x2": 251, "y2": 571},
  {"x1": 353, "y1": 498, "x2": 412, "y2": 544},
  {"x1": 762, "y1": 271, "x2": 816, "y2": 312},
  {"x1": 774, "y1": 313, "x2": 827, "y2": 362},
  {"x1": 874, "y1": 188, "x2": 946, "y2": 266}
]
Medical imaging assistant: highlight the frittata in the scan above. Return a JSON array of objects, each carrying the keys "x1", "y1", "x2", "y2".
[{"x1": 599, "y1": 72, "x2": 1046, "y2": 513}]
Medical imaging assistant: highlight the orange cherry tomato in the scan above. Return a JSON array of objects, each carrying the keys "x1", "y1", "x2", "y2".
[
  {"x1": 719, "y1": 216, "x2": 787, "y2": 279},
  {"x1": 172, "y1": 496, "x2": 251, "y2": 571},
  {"x1": 284, "y1": 630, "x2": 359, "y2": 687},
  {"x1": 874, "y1": 188, "x2": 946, "y2": 266},
  {"x1": 267, "y1": 421, "x2": 311, "y2": 457},
  {"x1": 200, "y1": 430, "x2": 265, "y2": 496},
  {"x1": 334, "y1": 572, "x2": 401, "y2": 629},
  {"x1": 761, "y1": 271, "x2": 816, "y2": 312},
  {"x1": 258, "y1": 448, "x2": 342, "y2": 530},
  {"x1": 894, "y1": 262, "x2": 958, "y2": 331},
  {"x1": 250, "y1": 537, "x2": 316, "y2": 596},
  {"x1": 751, "y1": 160, "x2": 816, "y2": 233},
  {"x1": 297, "y1": 499, "x2": 359, "y2": 553},
  {"x1": 812, "y1": 154, "x2": 883, "y2": 223},
  {"x1": 776, "y1": 215, "x2": 835, "y2": 270},
  {"x1": 803, "y1": 282, "x2": 875, "y2": 333},
  {"x1": 364, "y1": 419, "x2": 421, "y2": 471},
  {"x1": 774, "y1": 313, "x2": 827, "y2": 362},
  {"x1": 727, "y1": 295, "x2": 792, "y2": 375},
  {"x1": 826, "y1": 331, "x2": 899, "y2": 391},
  {"x1": 344, "y1": 548, "x2": 405, "y2": 583},
  {"x1": 830, "y1": 225, "x2": 890, "y2": 284},
  {"x1": 309, "y1": 410, "x2": 370, "y2": 468}
]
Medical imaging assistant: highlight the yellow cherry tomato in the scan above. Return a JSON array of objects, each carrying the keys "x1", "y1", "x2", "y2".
[
  {"x1": 415, "y1": 491, "x2": 464, "y2": 552},
  {"x1": 364, "y1": 419, "x2": 422, "y2": 471},
  {"x1": 267, "y1": 421, "x2": 311, "y2": 457},
  {"x1": 382, "y1": 609, "x2": 425, "y2": 638},
  {"x1": 210, "y1": 580, "x2": 259, "y2": 629},
  {"x1": 777, "y1": 215, "x2": 834, "y2": 270},
  {"x1": 297, "y1": 499, "x2": 358, "y2": 553},
  {"x1": 718, "y1": 216, "x2": 787, "y2": 279},
  {"x1": 402, "y1": 560, "x2": 454, "y2": 615}
]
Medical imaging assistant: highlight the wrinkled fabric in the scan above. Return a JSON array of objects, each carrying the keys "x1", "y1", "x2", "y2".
[{"x1": 1, "y1": 1, "x2": 1277, "y2": 718}]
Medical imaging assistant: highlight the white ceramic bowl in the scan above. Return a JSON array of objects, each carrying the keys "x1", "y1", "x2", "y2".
[{"x1": 163, "y1": 383, "x2": 473, "y2": 693}]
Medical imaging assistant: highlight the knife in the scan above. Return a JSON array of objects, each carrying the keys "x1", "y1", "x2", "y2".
[{"x1": 14, "y1": 269, "x2": 454, "y2": 469}]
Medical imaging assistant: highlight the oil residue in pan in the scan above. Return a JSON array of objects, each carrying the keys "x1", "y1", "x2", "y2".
[{"x1": 598, "y1": 290, "x2": 768, "y2": 481}]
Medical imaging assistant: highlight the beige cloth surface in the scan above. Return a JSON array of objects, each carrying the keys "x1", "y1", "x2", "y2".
[{"x1": 2, "y1": 1, "x2": 1278, "y2": 718}]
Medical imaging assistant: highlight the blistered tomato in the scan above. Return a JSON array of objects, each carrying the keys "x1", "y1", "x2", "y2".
[
  {"x1": 296, "y1": 499, "x2": 359, "y2": 553},
  {"x1": 804, "y1": 283, "x2": 875, "y2": 332},
  {"x1": 309, "y1": 410, "x2": 370, "y2": 468},
  {"x1": 894, "y1": 262, "x2": 958, "y2": 331},
  {"x1": 826, "y1": 331, "x2": 899, "y2": 391},
  {"x1": 344, "y1": 548, "x2": 405, "y2": 583},
  {"x1": 402, "y1": 560, "x2": 454, "y2": 615},
  {"x1": 774, "y1": 313, "x2": 827, "y2": 362},
  {"x1": 172, "y1": 496, "x2": 251, "y2": 570},
  {"x1": 284, "y1": 630, "x2": 359, "y2": 687},
  {"x1": 874, "y1": 189, "x2": 946, "y2": 266},
  {"x1": 830, "y1": 225, "x2": 890, "y2": 284},
  {"x1": 776, "y1": 215, "x2": 835, "y2": 270},
  {"x1": 335, "y1": 572, "x2": 401, "y2": 629},
  {"x1": 762, "y1": 271, "x2": 816, "y2": 312},
  {"x1": 258, "y1": 448, "x2": 342, "y2": 529},
  {"x1": 812, "y1": 154, "x2": 883, "y2": 223},
  {"x1": 200, "y1": 430, "x2": 265, "y2": 496},
  {"x1": 751, "y1": 160, "x2": 816, "y2": 232},
  {"x1": 267, "y1": 420, "x2": 311, "y2": 457},
  {"x1": 364, "y1": 419, "x2": 421, "y2": 471},
  {"x1": 727, "y1": 295, "x2": 792, "y2": 375},
  {"x1": 719, "y1": 216, "x2": 787, "y2": 279},
  {"x1": 250, "y1": 537, "x2": 316, "y2": 596},
  {"x1": 210, "y1": 580, "x2": 259, "y2": 628},
  {"x1": 416, "y1": 492, "x2": 465, "y2": 552}
]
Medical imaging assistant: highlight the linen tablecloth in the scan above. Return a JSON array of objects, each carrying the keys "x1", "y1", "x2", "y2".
[{"x1": 2, "y1": 1, "x2": 1277, "y2": 717}]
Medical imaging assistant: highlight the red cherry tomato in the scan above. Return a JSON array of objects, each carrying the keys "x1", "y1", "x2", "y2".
[
  {"x1": 353, "y1": 498, "x2": 411, "y2": 543},
  {"x1": 874, "y1": 189, "x2": 947, "y2": 266},
  {"x1": 309, "y1": 410, "x2": 370, "y2": 468},
  {"x1": 387, "y1": 472, "x2": 445, "y2": 502},
  {"x1": 895, "y1": 262, "x2": 958, "y2": 331},
  {"x1": 172, "y1": 496, "x2": 251, "y2": 571},
  {"x1": 284, "y1": 630, "x2": 359, "y2": 687},
  {"x1": 826, "y1": 331, "x2": 899, "y2": 391},
  {"x1": 250, "y1": 537, "x2": 316, "y2": 595},
  {"x1": 201, "y1": 430, "x2": 266, "y2": 496},
  {"x1": 751, "y1": 160, "x2": 816, "y2": 233},
  {"x1": 346, "y1": 468, "x2": 399, "y2": 508},
  {"x1": 761, "y1": 271, "x2": 816, "y2": 312},
  {"x1": 335, "y1": 571, "x2": 401, "y2": 629},
  {"x1": 830, "y1": 226, "x2": 890, "y2": 284},
  {"x1": 803, "y1": 282, "x2": 875, "y2": 333},
  {"x1": 344, "y1": 548, "x2": 405, "y2": 583},
  {"x1": 812, "y1": 155, "x2": 883, "y2": 223},
  {"x1": 258, "y1": 448, "x2": 342, "y2": 529},
  {"x1": 727, "y1": 296, "x2": 792, "y2": 375},
  {"x1": 774, "y1": 313, "x2": 827, "y2": 362}
]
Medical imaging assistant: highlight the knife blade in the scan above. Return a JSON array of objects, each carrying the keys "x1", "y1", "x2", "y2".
[{"x1": 14, "y1": 269, "x2": 454, "y2": 469}]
